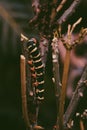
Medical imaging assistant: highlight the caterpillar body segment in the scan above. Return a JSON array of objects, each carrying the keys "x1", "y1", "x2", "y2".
[{"x1": 27, "y1": 38, "x2": 45, "y2": 101}]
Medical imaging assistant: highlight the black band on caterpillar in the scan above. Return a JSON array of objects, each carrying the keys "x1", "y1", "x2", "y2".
[{"x1": 27, "y1": 38, "x2": 45, "y2": 101}]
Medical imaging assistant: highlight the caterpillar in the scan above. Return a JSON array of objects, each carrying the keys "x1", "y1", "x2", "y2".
[{"x1": 27, "y1": 38, "x2": 45, "y2": 101}]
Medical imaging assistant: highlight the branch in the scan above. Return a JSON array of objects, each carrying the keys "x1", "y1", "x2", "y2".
[
  {"x1": 58, "y1": 48, "x2": 71, "y2": 130},
  {"x1": 29, "y1": 0, "x2": 41, "y2": 24},
  {"x1": 51, "y1": 32, "x2": 62, "y2": 129},
  {"x1": 56, "y1": 0, "x2": 67, "y2": 12},
  {"x1": 70, "y1": 17, "x2": 82, "y2": 33},
  {"x1": 39, "y1": 35, "x2": 49, "y2": 68},
  {"x1": 57, "y1": 0, "x2": 82, "y2": 25},
  {"x1": 58, "y1": 18, "x2": 83, "y2": 130},
  {"x1": 50, "y1": 0, "x2": 58, "y2": 25},
  {"x1": 72, "y1": 28, "x2": 87, "y2": 47},
  {"x1": 52, "y1": 32, "x2": 61, "y2": 98},
  {"x1": 63, "y1": 66, "x2": 87, "y2": 129},
  {"x1": 58, "y1": 25, "x2": 71, "y2": 130},
  {"x1": 29, "y1": 0, "x2": 58, "y2": 37},
  {"x1": 60, "y1": 17, "x2": 82, "y2": 50},
  {"x1": 20, "y1": 55, "x2": 32, "y2": 130}
]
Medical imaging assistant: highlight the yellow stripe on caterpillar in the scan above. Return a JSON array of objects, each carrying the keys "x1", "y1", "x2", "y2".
[
  {"x1": 38, "y1": 80, "x2": 45, "y2": 85},
  {"x1": 36, "y1": 89, "x2": 44, "y2": 93},
  {"x1": 35, "y1": 64, "x2": 43, "y2": 69},
  {"x1": 33, "y1": 53, "x2": 40, "y2": 58},
  {"x1": 36, "y1": 73, "x2": 43, "y2": 76},
  {"x1": 37, "y1": 97, "x2": 44, "y2": 100},
  {"x1": 33, "y1": 58, "x2": 42, "y2": 63},
  {"x1": 30, "y1": 47, "x2": 37, "y2": 54}
]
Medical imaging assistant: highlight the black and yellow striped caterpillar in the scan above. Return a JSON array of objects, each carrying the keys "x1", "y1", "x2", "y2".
[{"x1": 27, "y1": 38, "x2": 45, "y2": 101}]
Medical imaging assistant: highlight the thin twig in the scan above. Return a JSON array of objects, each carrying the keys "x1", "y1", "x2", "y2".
[
  {"x1": 56, "y1": 0, "x2": 67, "y2": 12},
  {"x1": 57, "y1": 0, "x2": 82, "y2": 25},
  {"x1": 61, "y1": 17, "x2": 82, "y2": 49},
  {"x1": 64, "y1": 66, "x2": 87, "y2": 128},
  {"x1": 70, "y1": 17, "x2": 82, "y2": 33},
  {"x1": 73, "y1": 28, "x2": 87, "y2": 46},
  {"x1": 50, "y1": 0, "x2": 57, "y2": 24}
]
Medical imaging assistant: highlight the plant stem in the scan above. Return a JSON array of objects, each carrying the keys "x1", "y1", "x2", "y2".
[
  {"x1": 59, "y1": 49, "x2": 71, "y2": 130},
  {"x1": 20, "y1": 55, "x2": 32, "y2": 130}
]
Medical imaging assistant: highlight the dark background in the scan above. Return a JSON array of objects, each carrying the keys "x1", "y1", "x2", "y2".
[{"x1": 0, "y1": 0, "x2": 87, "y2": 130}]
